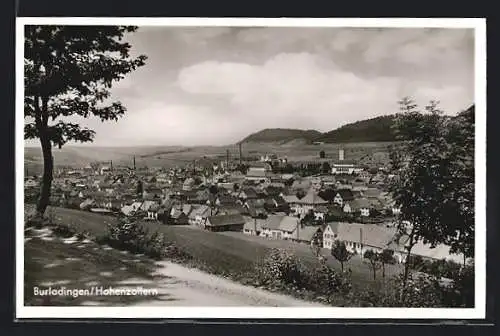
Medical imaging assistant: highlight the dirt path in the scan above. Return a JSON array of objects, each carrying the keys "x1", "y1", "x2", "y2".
[
  {"x1": 25, "y1": 227, "x2": 324, "y2": 307},
  {"x1": 125, "y1": 261, "x2": 326, "y2": 307}
]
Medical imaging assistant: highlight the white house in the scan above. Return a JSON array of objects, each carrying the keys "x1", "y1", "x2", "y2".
[
  {"x1": 260, "y1": 215, "x2": 286, "y2": 239},
  {"x1": 278, "y1": 216, "x2": 300, "y2": 240},
  {"x1": 294, "y1": 189, "x2": 328, "y2": 216},
  {"x1": 333, "y1": 189, "x2": 355, "y2": 207}
]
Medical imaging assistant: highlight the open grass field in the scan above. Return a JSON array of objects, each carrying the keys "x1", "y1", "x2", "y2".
[
  {"x1": 27, "y1": 206, "x2": 403, "y2": 291},
  {"x1": 24, "y1": 141, "x2": 394, "y2": 172}
]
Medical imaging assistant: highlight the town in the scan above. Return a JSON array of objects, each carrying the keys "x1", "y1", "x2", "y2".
[{"x1": 24, "y1": 145, "x2": 465, "y2": 266}]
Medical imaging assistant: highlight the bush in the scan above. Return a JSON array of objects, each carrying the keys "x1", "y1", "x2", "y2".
[
  {"x1": 98, "y1": 219, "x2": 168, "y2": 260},
  {"x1": 254, "y1": 248, "x2": 352, "y2": 301},
  {"x1": 310, "y1": 263, "x2": 352, "y2": 296},
  {"x1": 255, "y1": 249, "x2": 308, "y2": 289}
]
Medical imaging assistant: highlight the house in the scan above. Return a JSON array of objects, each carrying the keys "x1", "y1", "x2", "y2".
[
  {"x1": 188, "y1": 205, "x2": 212, "y2": 226},
  {"x1": 323, "y1": 222, "x2": 398, "y2": 256},
  {"x1": 146, "y1": 203, "x2": 160, "y2": 220},
  {"x1": 278, "y1": 216, "x2": 300, "y2": 240},
  {"x1": 170, "y1": 209, "x2": 189, "y2": 225},
  {"x1": 294, "y1": 189, "x2": 328, "y2": 216},
  {"x1": 245, "y1": 164, "x2": 272, "y2": 183},
  {"x1": 292, "y1": 225, "x2": 323, "y2": 245},
  {"x1": 362, "y1": 187, "x2": 383, "y2": 199},
  {"x1": 143, "y1": 187, "x2": 163, "y2": 200},
  {"x1": 182, "y1": 177, "x2": 196, "y2": 191},
  {"x1": 216, "y1": 195, "x2": 237, "y2": 207},
  {"x1": 330, "y1": 160, "x2": 358, "y2": 175},
  {"x1": 120, "y1": 201, "x2": 144, "y2": 216},
  {"x1": 333, "y1": 189, "x2": 354, "y2": 206},
  {"x1": 343, "y1": 198, "x2": 373, "y2": 216},
  {"x1": 188, "y1": 189, "x2": 212, "y2": 204},
  {"x1": 140, "y1": 200, "x2": 159, "y2": 212},
  {"x1": 260, "y1": 215, "x2": 286, "y2": 239},
  {"x1": 238, "y1": 188, "x2": 258, "y2": 200},
  {"x1": 204, "y1": 214, "x2": 246, "y2": 232},
  {"x1": 105, "y1": 199, "x2": 123, "y2": 211},
  {"x1": 314, "y1": 205, "x2": 329, "y2": 221},
  {"x1": 291, "y1": 179, "x2": 312, "y2": 193},
  {"x1": 243, "y1": 217, "x2": 264, "y2": 236}
]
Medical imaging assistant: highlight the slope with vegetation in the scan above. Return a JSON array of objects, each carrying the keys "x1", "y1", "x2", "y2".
[{"x1": 240, "y1": 128, "x2": 322, "y2": 144}]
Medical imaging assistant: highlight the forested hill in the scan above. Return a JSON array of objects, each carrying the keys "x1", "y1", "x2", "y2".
[
  {"x1": 239, "y1": 128, "x2": 323, "y2": 144},
  {"x1": 315, "y1": 115, "x2": 397, "y2": 143}
]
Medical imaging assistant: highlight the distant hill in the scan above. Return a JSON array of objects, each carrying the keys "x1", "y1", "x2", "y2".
[
  {"x1": 316, "y1": 115, "x2": 397, "y2": 143},
  {"x1": 239, "y1": 128, "x2": 322, "y2": 144}
]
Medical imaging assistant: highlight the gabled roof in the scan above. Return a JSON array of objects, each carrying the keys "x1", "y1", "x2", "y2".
[
  {"x1": 188, "y1": 205, "x2": 212, "y2": 219},
  {"x1": 206, "y1": 214, "x2": 246, "y2": 227},
  {"x1": 282, "y1": 194, "x2": 300, "y2": 204},
  {"x1": 296, "y1": 226, "x2": 322, "y2": 242},
  {"x1": 363, "y1": 187, "x2": 383, "y2": 198},
  {"x1": 261, "y1": 215, "x2": 286, "y2": 230},
  {"x1": 297, "y1": 189, "x2": 328, "y2": 205},
  {"x1": 243, "y1": 218, "x2": 264, "y2": 232},
  {"x1": 336, "y1": 189, "x2": 354, "y2": 201},
  {"x1": 279, "y1": 216, "x2": 300, "y2": 232}
]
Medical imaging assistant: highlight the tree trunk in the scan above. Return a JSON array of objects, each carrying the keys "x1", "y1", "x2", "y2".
[
  {"x1": 382, "y1": 263, "x2": 386, "y2": 278},
  {"x1": 340, "y1": 261, "x2": 344, "y2": 272},
  {"x1": 36, "y1": 133, "x2": 53, "y2": 217}
]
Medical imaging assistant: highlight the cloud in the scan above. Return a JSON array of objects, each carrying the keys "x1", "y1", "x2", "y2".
[{"x1": 177, "y1": 52, "x2": 471, "y2": 138}]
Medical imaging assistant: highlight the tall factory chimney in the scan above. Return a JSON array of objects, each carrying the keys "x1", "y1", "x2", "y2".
[
  {"x1": 339, "y1": 148, "x2": 345, "y2": 161},
  {"x1": 110, "y1": 160, "x2": 113, "y2": 172},
  {"x1": 239, "y1": 143, "x2": 243, "y2": 165},
  {"x1": 133, "y1": 156, "x2": 136, "y2": 170},
  {"x1": 226, "y1": 149, "x2": 230, "y2": 169}
]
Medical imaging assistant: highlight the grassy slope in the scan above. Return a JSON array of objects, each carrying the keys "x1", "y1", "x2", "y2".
[{"x1": 36, "y1": 206, "x2": 403, "y2": 291}]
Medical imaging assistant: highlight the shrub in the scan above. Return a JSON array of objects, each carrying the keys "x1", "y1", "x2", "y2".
[
  {"x1": 255, "y1": 248, "x2": 309, "y2": 289},
  {"x1": 254, "y1": 248, "x2": 353, "y2": 300},
  {"x1": 99, "y1": 219, "x2": 168, "y2": 260},
  {"x1": 310, "y1": 262, "x2": 352, "y2": 296}
]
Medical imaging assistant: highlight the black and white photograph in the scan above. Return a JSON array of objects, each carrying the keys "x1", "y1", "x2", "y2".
[{"x1": 16, "y1": 18, "x2": 486, "y2": 319}]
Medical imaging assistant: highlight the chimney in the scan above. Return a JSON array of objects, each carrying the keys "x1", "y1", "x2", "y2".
[
  {"x1": 359, "y1": 227, "x2": 363, "y2": 255},
  {"x1": 110, "y1": 160, "x2": 113, "y2": 172},
  {"x1": 239, "y1": 143, "x2": 243, "y2": 165},
  {"x1": 296, "y1": 218, "x2": 300, "y2": 240},
  {"x1": 133, "y1": 156, "x2": 136, "y2": 170},
  {"x1": 254, "y1": 217, "x2": 257, "y2": 236},
  {"x1": 226, "y1": 149, "x2": 230, "y2": 169},
  {"x1": 339, "y1": 148, "x2": 345, "y2": 161}
]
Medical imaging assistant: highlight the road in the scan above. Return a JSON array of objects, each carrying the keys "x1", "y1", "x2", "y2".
[{"x1": 84, "y1": 260, "x2": 326, "y2": 307}]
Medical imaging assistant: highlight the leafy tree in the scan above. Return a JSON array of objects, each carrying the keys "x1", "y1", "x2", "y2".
[
  {"x1": 331, "y1": 240, "x2": 353, "y2": 272},
  {"x1": 321, "y1": 161, "x2": 331, "y2": 174},
  {"x1": 389, "y1": 98, "x2": 475, "y2": 292},
  {"x1": 364, "y1": 249, "x2": 382, "y2": 280},
  {"x1": 209, "y1": 185, "x2": 219, "y2": 195},
  {"x1": 319, "y1": 150, "x2": 326, "y2": 159},
  {"x1": 380, "y1": 249, "x2": 395, "y2": 279},
  {"x1": 24, "y1": 26, "x2": 147, "y2": 218},
  {"x1": 136, "y1": 180, "x2": 143, "y2": 196}
]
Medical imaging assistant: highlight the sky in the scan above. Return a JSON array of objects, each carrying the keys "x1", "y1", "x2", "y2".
[{"x1": 25, "y1": 25, "x2": 475, "y2": 147}]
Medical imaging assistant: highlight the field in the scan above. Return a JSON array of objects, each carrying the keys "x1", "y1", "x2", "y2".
[
  {"x1": 30, "y1": 206, "x2": 403, "y2": 291},
  {"x1": 24, "y1": 141, "x2": 394, "y2": 173}
]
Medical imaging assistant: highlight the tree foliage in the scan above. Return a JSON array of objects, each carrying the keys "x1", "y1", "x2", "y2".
[
  {"x1": 331, "y1": 240, "x2": 353, "y2": 272},
  {"x1": 24, "y1": 25, "x2": 147, "y2": 216},
  {"x1": 389, "y1": 97, "x2": 475, "y2": 286}
]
